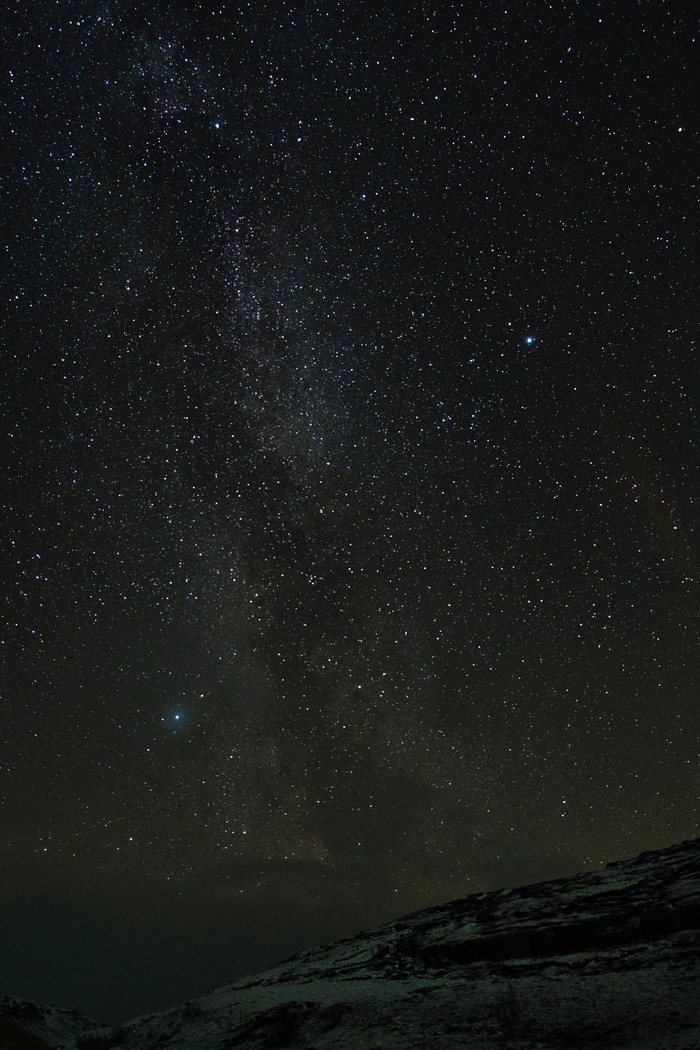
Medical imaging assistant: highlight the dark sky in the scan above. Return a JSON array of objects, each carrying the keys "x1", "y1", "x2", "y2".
[{"x1": 1, "y1": 0, "x2": 698, "y2": 1025}]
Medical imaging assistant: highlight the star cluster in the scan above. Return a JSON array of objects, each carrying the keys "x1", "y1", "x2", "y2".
[{"x1": 1, "y1": 0, "x2": 698, "y2": 1023}]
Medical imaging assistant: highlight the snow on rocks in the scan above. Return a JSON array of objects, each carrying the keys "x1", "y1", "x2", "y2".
[{"x1": 3, "y1": 837, "x2": 700, "y2": 1049}]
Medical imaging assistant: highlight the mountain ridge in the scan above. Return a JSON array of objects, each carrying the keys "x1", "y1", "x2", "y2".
[{"x1": 4, "y1": 836, "x2": 700, "y2": 1049}]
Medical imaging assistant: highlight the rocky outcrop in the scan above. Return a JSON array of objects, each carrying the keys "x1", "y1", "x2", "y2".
[
  {"x1": 385, "y1": 837, "x2": 700, "y2": 971},
  {"x1": 4, "y1": 838, "x2": 700, "y2": 1050},
  {"x1": 0, "y1": 997, "x2": 99, "y2": 1050}
]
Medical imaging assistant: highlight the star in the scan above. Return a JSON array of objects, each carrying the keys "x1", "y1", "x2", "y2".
[{"x1": 3, "y1": 0, "x2": 694, "y2": 1020}]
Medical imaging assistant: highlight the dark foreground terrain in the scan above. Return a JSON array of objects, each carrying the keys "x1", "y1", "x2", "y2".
[{"x1": 3, "y1": 837, "x2": 700, "y2": 1049}]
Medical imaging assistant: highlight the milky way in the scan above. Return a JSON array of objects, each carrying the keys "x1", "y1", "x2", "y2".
[{"x1": 1, "y1": 0, "x2": 698, "y2": 1022}]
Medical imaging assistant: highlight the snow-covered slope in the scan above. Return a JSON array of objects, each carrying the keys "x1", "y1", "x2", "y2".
[
  {"x1": 120, "y1": 837, "x2": 700, "y2": 1050},
  {"x1": 0, "y1": 995, "x2": 100, "y2": 1050},
  {"x1": 4, "y1": 837, "x2": 700, "y2": 1049}
]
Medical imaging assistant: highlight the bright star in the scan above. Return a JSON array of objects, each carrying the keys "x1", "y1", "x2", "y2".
[
  {"x1": 525, "y1": 335, "x2": 535, "y2": 345},
  {"x1": 162, "y1": 709, "x2": 188, "y2": 732}
]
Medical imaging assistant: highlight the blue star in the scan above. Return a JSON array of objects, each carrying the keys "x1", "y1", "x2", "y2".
[
  {"x1": 162, "y1": 708, "x2": 188, "y2": 732},
  {"x1": 524, "y1": 335, "x2": 535, "y2": 345}
]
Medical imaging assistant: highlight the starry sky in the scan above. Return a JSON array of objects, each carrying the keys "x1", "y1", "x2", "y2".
[{"x1": 1, "y1": 0, "x2": 698, "y2": 1025}]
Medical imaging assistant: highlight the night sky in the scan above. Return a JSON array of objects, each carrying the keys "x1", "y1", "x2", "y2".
[{"x1": 2, "y1": 0, "x2": 698, "y2": 1024}]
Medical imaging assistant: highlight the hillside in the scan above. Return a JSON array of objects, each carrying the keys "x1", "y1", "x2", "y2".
[{"x1": 3, "y1": 837, "x2": 700, "y2": 1049}]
